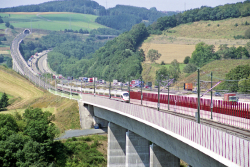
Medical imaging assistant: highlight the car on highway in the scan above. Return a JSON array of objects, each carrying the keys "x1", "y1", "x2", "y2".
[{"x1": 215, "y1": 92, "x2": 221, "y2": 96}]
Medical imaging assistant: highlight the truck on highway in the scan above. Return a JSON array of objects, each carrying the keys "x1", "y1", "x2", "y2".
[
  {"x1": 88, "y1": 78, "x2": 93, "y2": 82},
  {"x1": 184, "y1": 83, "x2": 193, "y2": 91},
  {"x1": 224, "y1": 93, "x2": 238, "y2": 102}
]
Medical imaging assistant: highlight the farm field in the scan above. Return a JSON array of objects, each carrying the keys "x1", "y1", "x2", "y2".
[
  {"x1": 0, "y1": 12, "x2": 107, "y2": 31},
  {"x1": 0, "y1": 65, "x2": 80, "y2": 132},
  {"x1": 140, "y1": 43, "x2": 195, "y2": 64}
]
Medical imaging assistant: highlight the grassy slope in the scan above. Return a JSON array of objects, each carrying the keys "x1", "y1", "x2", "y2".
[
  {"x1": 166, "y1": 16, "x2": 250, "y2": 39},
  {"x1": 0, "y1": 65, "x2": 80, "y2": 132},
  {"x1": 0, "y1": 12, "x2": 107, "y2": 31},
  {"x1": 140, "y1": 16, "x2": 250, "y2": 84},
  {"x1": 178, "y1": 59, "x2": 250, "y2": 85}
]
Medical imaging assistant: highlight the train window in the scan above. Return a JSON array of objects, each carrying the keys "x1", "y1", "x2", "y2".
[
  {"x1": 116, "y1": 95, "x2": 120, "y2": 97},
  {"x1": 123, "y1": 93, "x2": 129, "y2": 97}
]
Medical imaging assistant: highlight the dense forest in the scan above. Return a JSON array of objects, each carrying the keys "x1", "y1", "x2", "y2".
[
  {"x1": 0, "y1": 108, "x2": 106, "y2": 166},
  {"x1": 19, "y1": 23, "x2": 148, "y2": 80},
  {"x1": 19, "y1": 32, "x2": 106, "y2": 62},
  {"x1": 95, "y1": 5, "x2": 169, "y2": 31},
  {"x1": 48, "y1": 23, "x2": 148, "y2": 81},
  {"x1": 85, "y1": 23, "x2": 148, "y2": 81},
  {"x1": 148, "y1": 0, "x2": 250, "y2": 34}
]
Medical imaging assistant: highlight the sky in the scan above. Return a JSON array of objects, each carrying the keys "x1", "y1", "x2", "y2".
[{"x1": 0, "y1": 0, "x2": 244, "y2": 11}]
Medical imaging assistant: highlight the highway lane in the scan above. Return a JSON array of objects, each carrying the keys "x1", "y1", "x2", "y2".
[
  {"x1": 10, "y1": 31, "x2": 53, "y2": 89},
  {"x1": 38, "y1": 53, "x2": 56, "y2": 75}
]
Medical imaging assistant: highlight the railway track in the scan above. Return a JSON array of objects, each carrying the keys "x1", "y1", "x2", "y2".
[{"x1": 158, "y1": 106, "x2": 250, "y2": 141}]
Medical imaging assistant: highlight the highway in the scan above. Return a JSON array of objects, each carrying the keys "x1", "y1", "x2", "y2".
[
  {"x1": 10, "y1": 30, "x2": 52, "y2": 89},
  {"x1": 37, "y1": 53, "x2": 56, "y2": 75}
]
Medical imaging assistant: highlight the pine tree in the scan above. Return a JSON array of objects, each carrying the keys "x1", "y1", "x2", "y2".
[{"x1": 0, "y1": 92, "x2": 9, "y2": 109}]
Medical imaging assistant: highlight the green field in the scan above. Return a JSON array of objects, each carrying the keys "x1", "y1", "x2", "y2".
[{"x1": 0, "y1": 12, "x2": 107, "y2": 31}]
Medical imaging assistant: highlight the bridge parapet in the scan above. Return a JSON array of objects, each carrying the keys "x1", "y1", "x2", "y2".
[{"x1": 81, "y1": 94, "x2": 250, "y2": 167}]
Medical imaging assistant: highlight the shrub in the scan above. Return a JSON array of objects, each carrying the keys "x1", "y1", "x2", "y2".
[
  {"x1": 5, "y1": 22, "x2": 10, "y2": 27},
  {"x1": 234, "y1": 35, "x2": 245, "y2": 39},
  {"x1": 183, "y1": 63, "x2": 197, "y2": 73},
  {"x1": 245, "y1": 28, "x2": 250, "y2": 39},
  {"x1": 183, "y1": 56, "x2": 190, "y2": 64}
]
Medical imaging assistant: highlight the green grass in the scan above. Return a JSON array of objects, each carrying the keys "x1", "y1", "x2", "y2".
[
  {"x1": 0, "y1": 107, "x2": 55, "y2": 115},
  {"x1": 49, "y1": 89, "x2": 81, "y2": 100},
  {"x1": 0, "y1": 13, "x2": 107, "y2": 31},
  {"x1": 151, "y1": 63, "x2": 186, "y2": 71}
]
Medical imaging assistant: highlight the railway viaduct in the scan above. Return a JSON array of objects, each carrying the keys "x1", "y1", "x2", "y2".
[
  {"x1": 10, "y1": 29, "x2": 250, "y2": 167},
  {"x1": 78, "y1": 94, "x2": 249, "y2": 167}
]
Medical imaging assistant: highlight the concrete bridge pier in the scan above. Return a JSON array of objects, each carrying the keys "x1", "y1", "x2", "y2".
[
  {"x1": 126, "y1": 131, "x2": 150, "y2": 167},
  {"x1": 150, "y1": 143, "x2": 180, "y2": 167},
  {"x1": 78, "y1": 103, "x2": 108, "y2": 129},
  {"x1": 78, "y1": 102, "x2": 95, "y2": 129},
  {"x1": 108, "y1": 122, "x2": 126, "y2": 167}
]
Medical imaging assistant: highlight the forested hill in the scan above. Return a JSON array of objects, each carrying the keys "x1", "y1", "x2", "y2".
[
  {"x1": 95, "y1": 5, "x2": 170, "y2": 31},
  {"x1": 0, "y1": 0, "x2": 105, "y2": 15},
  {"x1": 46, "y1": 23, "x2": 149, "y2": 80},
  {"x1": 148, "y1": 0, "x2": 250, "y2": 34},
  {"x1": 0, "y1": 0, "x2": 175, "y2": 32}
]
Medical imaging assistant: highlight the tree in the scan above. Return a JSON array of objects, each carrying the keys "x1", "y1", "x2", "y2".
[
  {"x1": 6, "y1": 57, "x2": 12, "y2": 68},
  {"x1": 238, "y1": 77, "x2": 250, "y2": 93},
  {"x1": 169, "y1": 59, "x2": 181, "y2": 80},
  {"x1": 190, "y1": 42, "x2": 220, "y2": 67},
  {"x1": 147, "y1": 49, "x2": 162, "y2": 62},
  {"x1": 0, "y1": 18, "x2": 3, "y2": 23},
  {"x1": 79, "y1": 28, "x2": 84, "y2": 34},
  {"x1": 245, "y1": 42, "x2": 250, "y2": 57},
  {"x1": 0, "y1": 92, "x2": 9, "y2": 109},
  {"x1": 225, "y1": 65, "x2": 250, "y2": 92},
  {"x1": 183, "y1": 63, "x2": 197, "y2": 73},
  {"x1": 183, "y1": 56, "x2": 190, "y2": 64},
  {"x1": 156, "y1": 66, "x2": 168, "y2": 81},
  {"x1": 23, "y1": 108, "x2": 57, "y2": 143},
  {"x1": 5, "y1": 22, "x2": 10, "y2": 28},
  {"x1": 0, "y1": 54, "x2": 4, "y2": 63},
  {"x1": 245, "y1": 28, "x2": 250, "y2": 39},
  {"x1": 9, "y1": 25, "x2": 14, "y2": 29}
]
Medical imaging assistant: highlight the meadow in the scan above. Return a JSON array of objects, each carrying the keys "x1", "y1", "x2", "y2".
[
  {"x1": 165, "y1": 16, "x2": 250, "y2": 39},
  {"x1": 0, "y1": 12, "x2": 107, "y2": 31}
]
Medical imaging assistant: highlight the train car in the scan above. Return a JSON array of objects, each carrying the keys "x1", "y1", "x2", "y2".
[{"x1": 56, "y1": 84, "x2": 129, "y2": 102}]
